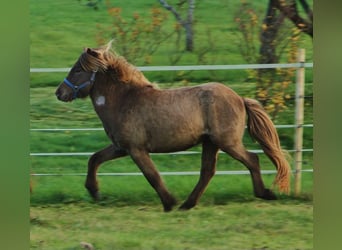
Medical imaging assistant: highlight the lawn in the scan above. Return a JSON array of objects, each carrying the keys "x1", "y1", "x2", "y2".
[
  {"x1": 30, "y1": 172, "x2": 313, "y2": 249},
  {"x1": 30, "y1": 199, "x2": 313, "y2": 249}
]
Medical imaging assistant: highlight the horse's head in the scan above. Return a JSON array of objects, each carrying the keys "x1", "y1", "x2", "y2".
[
  {"x1": 55, "y1": 48, "x2": 107, "y2": 102},
  {"x1": 56, "y1": 42, "x2": 153, "y2": 102}
]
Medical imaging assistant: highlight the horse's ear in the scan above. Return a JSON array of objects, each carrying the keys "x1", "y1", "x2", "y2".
[{"x1": 86, "y1": 48, "x2": 99, "y2": 58}]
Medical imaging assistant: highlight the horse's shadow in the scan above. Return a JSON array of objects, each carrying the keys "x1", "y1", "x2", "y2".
[{"x1": 30, "y1": 189, "x2": 312, "y2": 209}]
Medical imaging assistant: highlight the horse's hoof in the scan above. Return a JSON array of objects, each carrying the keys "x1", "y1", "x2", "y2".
[
  {"x1": 163, "y1": 206, "x2": 173, "y2": 212},
  {"x1": 93, "y1": 192, "x2": 101, "y2": 201},
  {"x1": 163, "y1": 197, "x2": 177, "y2": 212},
  {"x1": 178, "y1": 202, "x2": 194, "y2": 211},
  {"x1": 178, "y1": 206, "x2": 190, "y2": 211},
  {"x1": 87, "y1": 189, "x2": 100, "y2": 201},
  {"x1": 261, "y1": 189, "x2": 277, "y2": 200}
]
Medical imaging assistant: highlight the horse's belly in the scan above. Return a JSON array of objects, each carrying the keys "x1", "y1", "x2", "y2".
[
  {"x1": 146, "y1": 125, "x2": 204, "y2": 153},
  {"x1": 147, "y1": 138, "x2": 201, "y2": 153}
]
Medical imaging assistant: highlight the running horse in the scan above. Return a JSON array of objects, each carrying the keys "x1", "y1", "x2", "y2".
[{"x1": 55, "y1": 42, "x2": 291, "y2": 211}]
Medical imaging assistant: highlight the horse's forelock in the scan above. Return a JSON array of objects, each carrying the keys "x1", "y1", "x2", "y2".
[{"x1": 79, "y1": 51, "x2": 108, "y2": 72}]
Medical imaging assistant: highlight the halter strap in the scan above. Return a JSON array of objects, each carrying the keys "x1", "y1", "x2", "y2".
[{"x1": 63, "y1": 71, "x2": 97, "y2": 100}]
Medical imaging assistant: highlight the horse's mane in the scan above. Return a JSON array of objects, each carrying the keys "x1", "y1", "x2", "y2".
[{"x1": 79, "y1": 41, "x2": 155, "y2": 88}]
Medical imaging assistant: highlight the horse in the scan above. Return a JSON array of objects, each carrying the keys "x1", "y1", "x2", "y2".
[{"x1": 55, "y1": 42, "x2": 291, "y2": 212}]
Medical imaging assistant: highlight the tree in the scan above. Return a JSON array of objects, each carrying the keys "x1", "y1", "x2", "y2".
[
  {"x1": 271, "y1": 0, "x2": 313, "y2": 38},
  {"x1": 158, "y1": 0, "x2": 195, "y2": 51},
  {"x1": 257, "y1": 0, "x2": 313, "y2": 118},
  {"x1": 235, "y1": 1, "x2": 306, "y2": 119},
  {"x1": 259, "y1": 0, "x2": 313, "y2": 65}
]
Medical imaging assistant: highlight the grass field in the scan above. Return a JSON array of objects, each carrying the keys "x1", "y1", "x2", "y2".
[
  {"x1": 30, "y1": 0, "x2": 313, "y2": 249},
  {"x1": 30, "y1": 198, "x2": 313, "y2": 249}
]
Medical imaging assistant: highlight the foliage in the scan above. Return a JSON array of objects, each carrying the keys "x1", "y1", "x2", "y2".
[
  {"x1": 95, "y1": 2, "x2": 173, "y2": 65},
  {"x1": 94, "y1": 1, "x2": 217, "y2": 71},
  {"x1": 234, "y1": 1, "x2": 305, "y2": 119},
  {"x1": 271, "y1": 0, "x2": 313, "y2": 37}
]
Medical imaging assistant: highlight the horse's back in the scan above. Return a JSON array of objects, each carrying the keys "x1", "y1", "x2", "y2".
[{"x1": 194, "y1": 82, "x2": 246, "y2": 135}]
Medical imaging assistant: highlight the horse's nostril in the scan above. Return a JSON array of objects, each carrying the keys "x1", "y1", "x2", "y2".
[{"x1": 55, "y1": 89, "x2": 64, "y2": 101}]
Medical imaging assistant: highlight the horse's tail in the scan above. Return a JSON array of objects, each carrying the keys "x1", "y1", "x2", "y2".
[{"x1": 243, "y1": 98, "x2": 291, "y2": 194}]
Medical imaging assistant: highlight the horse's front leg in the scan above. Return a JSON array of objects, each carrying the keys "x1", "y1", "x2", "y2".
[
  {"x1": 129, "y1": 149, "x2": 177, "y2": 212},
  {"x1": 85, "y1": 145, "x2": 127, "y2": 200}
]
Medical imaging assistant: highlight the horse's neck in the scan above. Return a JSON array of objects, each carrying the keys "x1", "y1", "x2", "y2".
[{"x1": 90, "y1": 74, "x2": 146, "y2": 106}]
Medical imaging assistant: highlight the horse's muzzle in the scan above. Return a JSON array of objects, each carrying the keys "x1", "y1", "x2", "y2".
[{"x1": 55, "y1": 84, "x2": 74, "y2": 102}]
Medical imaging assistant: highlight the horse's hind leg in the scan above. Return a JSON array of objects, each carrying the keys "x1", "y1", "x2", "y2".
[
  {"x1": 179, "y1": 139, "x2": 219, "y2": 210},
  {"x1": 85, "y1": 145, "x2": 127, "y2": 200},
  {"x1": 129, "y1": 149, "x2": 177, "y2": 212},
  {"x1": 221, "y1": 143, "x2": 277, "y2": 200}
]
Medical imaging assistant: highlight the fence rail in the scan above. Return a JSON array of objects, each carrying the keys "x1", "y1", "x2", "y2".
[
  {"x1": 30, "y1": 148, "x2": 313, "y2": 157},
  {"x1": 31, "y1": 169, "x2": 313, "y2": 177},
  {"x1": 30, "y1": 124, "x2": 313, "y2": 157},
  {"x1": 30, "y1": 124, "x2": 313, "y2": 132},
  {"x1": 30, "y1": 62, "x2": 313, "y2": 73}
]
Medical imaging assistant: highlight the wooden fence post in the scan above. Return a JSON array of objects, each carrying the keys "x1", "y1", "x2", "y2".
[{"x1": 294, "y1": 48, "x2": 305, "y2": 196}]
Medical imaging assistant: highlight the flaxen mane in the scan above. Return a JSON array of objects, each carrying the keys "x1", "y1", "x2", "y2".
[{"x1": 79, "y1": 42, "x2": 153, "y2": 87}]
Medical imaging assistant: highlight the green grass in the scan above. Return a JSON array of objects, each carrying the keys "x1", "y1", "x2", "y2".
[
  {"x1": 30, "y1": 173, "x2": 313, "y2": 205},
  {"x1": 30, "y1": 197, "x2": 313, "y2": 249},
  {"x1": 30, "y1": 173, "x2": 313, "y2": 249}
]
